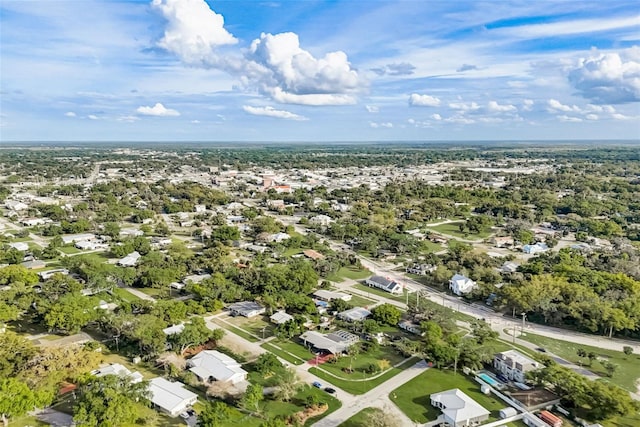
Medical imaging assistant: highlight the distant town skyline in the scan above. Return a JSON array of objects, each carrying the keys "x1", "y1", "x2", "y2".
[{"x1": 1, "y1": 0, "x2": 639, "y2": 141}]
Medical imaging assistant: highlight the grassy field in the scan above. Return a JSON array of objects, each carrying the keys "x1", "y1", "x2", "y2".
[
  {"x1": 339, "y1": 407, "x2": 380, "y2": 426},
  {"x1": 227, "y1": 315, "x2": 275, "y2": 340},
  {"x1": 351, "y1": 283, "x2": 476, "y2": 322},
  {"x1": 212, "y1": 318, "x2": 261, "y2": 343},
  {"x1": 420, "y1": 240, "x2": 445, "y2": 253},
  {"x1": 59, "y1": 246, "x2": 82, "y2": 254},
  {"x1": 427, "y1": 221, "x2": 492, "y2": 239},
  {"x1": 517, "y1": 331, "x2": 640, "y2": 393},
  {"x1": 315, "y1": 345, "x2": 406, "y2": 381},
  {"x1": 390, "y1": 368, "x2": 506, "y2": 424},
  {"x1": 111, "y1": 287, "x2": 142, "y2": 302},
  {"x1": 327, "y1": 266, "x2": 371, "y2": 282},
  {"x1": 310, "y1": 357, "x2": 418, "y2": 395},
  {"x1": 343, "y1": 293, "x2": 377, "y2": 308},
  {"x1": 261, "y1": 342, "x2": 306, "y2": 365}
]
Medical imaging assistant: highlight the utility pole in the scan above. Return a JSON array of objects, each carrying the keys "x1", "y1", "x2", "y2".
[
  {"x1": 512, "y1": 324, "x2": 516, "y2": 344},
  {"x1": 521, "y1": 312, "x2": 526, "y2": 334}
]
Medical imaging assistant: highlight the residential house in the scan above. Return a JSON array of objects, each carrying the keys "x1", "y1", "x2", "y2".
[
  {"x1": 313, "y1": 290, "x2": 352, "y2": 302},
  {"x1": 406, "y1": 264, "x2": 436, "y2": 275},
  {"x1": 61, "y1": 233, "x2": 96, "y2": 245},
  {"x1": 430, "y1": 389, "x2": 490, "y2": 427},
  {"x1": 119, "y1": 228, "x2": 144, "y2": 238},
  {"x1": 187, "y1": 350, "x2": 247, "y2": 384},
  {"x1": 148, "y1": 377, "x2": 198, "y2": 417},
  {"x1": 449, "y1": 274, "x2": 477, "y2": 296},
  {"x1": 8, "y1": 242, "x2": 29, "y2": 251},
  {"x1": 270, "y1": 311, "x2": 294, "y2": 325},
  {"x1": 39, "y1": 269, "x2": 69, "y2": 281},
  {"x1": 91, "y1": 363, "x2": 143, "y2": 384},
  {"x1": 522, "y1": 243, "x2": 548, "y2": 255},
  {"x1": 309, "y1": 215, "x2": 333, "y2": 227},
  {"x1": 302, "y1": 249, "x2": 325, "y2": 260},
  {"x1": 365, "y1": 275, "x2": 403, "y2": 294},
  {"x1": 194, "y1": 204, "x2": 207, "y2": 213},
  {"x1": 338, "y1": 307, "x2": 371, "y2": 322},
  {"x1": 163, "y1": 324, "x2": 185, "y2": 336},
  {"x1": 118, "y1": 251, "x2": 141, "y2": 267},
  {"x1": 21, "y1": 260, "x2": 46, "y2": 270},
  {"x1": 493, "y1": 350, "x2": 540, "y2": 383},
  {"x1": 491, "y1": 236, "x2": 515, "y2": 248},
  {"x1": 227, "y1": 301, "x2": 265, "y2": 318},
  {"x1": 268, "y1": 232, "x2": 291, "y2": 243},
  {"x1": 500, "y1": 261, "x2": 520, "y2": 274},
  {"x1": 21, "y1": 218, "x2": 51, "y2": 227},
  {"x1": 5, "y1": 200, "x2": 29, "y2": 211},
  {"x1": 398, "y1": 320, "x2": 423, "y2": 335},
  {"x1": 300, "y1": 330, "x2": 359, "y2": 354}
]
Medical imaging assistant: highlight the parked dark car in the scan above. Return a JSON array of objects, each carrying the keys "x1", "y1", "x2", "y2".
[
  {"x1": 535, "y1": 347, "x2": 547, "y2": 353},
  {"x1": 324, "y1": 387, "x2": 336, "y2": 394}
]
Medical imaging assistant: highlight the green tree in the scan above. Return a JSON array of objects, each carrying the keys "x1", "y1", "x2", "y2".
[
  {"x1": 43, "y1": 293, "x2": 98, "y2": 334},
  {"x1": 0, "y1": 331, "x2": 36, "y2": 378},
  {"x1": 242, "y1": 383, "x2": 264, "y2": 413},
  {"x1": 254, "y1": 353, "x2": 282, "y2": 375},
  {"x1": 73, "y1": 374, "x2": 150, "y2": 427},
  {"x1": 623, "y1": 346, "x2": 633, "y2": 357},
  {"x1": 103, "y1": 222, "x2": 121, "y2": 239},
  {"x1": 371, "y1": 303, "x2": 402, "y2": 326},
  {"x1": 273, "y1": 368, "x2": 301, "y2": 402},
  {"x1": 197, "y1": 401, "x2": 232, "y2": 427},
  {"x1": 0, "y1": 378, "x2": 42, "y2": 427},
  {"x1": 171, "y1": 317, "x2": 218, "y2": 355}
]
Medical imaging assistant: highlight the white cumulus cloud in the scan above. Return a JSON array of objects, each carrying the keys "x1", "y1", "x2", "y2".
[
  {"x1": 245, "y1": 32, "x2": 360, "y2": 105},
  {"x1": 369, "y1": 121, "x2": 393, "y2": 128},
  {"x1": 152, "y1": 0, "x2": 237, "y2": 66},
  {"x1": 449, "y1": 101, "x2": 480, "y2": 111},
  {"x1": 365, "y1": 105, "x2": 379, "y2": 113},
  {"x1": 431, "y1": 113, "x2": 442, "y2": 120},
  {"x1": 409, "y1": 93, "x2": 441, "y2": 107},
  {"x1": 64, "y1": 111, "x2": 76, "y2": 117},
  {"x1": 547, "y1": 99, "x2": 580, "y2": 113},
  {"x1": 136, "y1": 103, "x2": 181, "y2": 117},
  {"x1": 87, "y1": 115, "x2": 99, "y2": 120},
  {"x1": 568, "y1": 48, "x2": 640, "y2": 103},
  {"x1": 487, "y1": 101, "x2": 517, "y2": 113},
  {"x1": 151, "y1": 1, "x2": 362, "y2": 106},
  {"x1": 242, "y1": 105, "x2": 308, "y2": 121}
]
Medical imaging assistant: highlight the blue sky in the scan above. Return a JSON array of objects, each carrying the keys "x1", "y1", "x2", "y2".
[{"x1": 1, "y1": 0, "x2": 639, "y2": 142}]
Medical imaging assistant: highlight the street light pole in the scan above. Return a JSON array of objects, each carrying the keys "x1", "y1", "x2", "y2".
[{"x1": 521, "y1": 312, "x2": 526, "y2": 334}]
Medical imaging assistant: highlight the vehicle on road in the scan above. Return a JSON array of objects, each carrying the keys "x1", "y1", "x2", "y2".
[
  {"x1": 312, "y1": 381, "x2": 322, "y2": 388},
  {"x1": 324, "y1": 387, "x2": 336, "y2": 394},
  {"x1": 179, "y1": 412, "x2": 189, "y2": 419},
  {"x1": 536, "y1": 347, "x2": 547, "y2": 353}
]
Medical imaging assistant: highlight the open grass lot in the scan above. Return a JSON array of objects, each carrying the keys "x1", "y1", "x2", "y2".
[
  {"x1": 226, "y1": 315, "x2": 275, "y2": 340},
  {"x1": 212, "y1": 318, "x2": 261, "y2": 342},
  {"x1": 272, "y1": 338, "x2": 316, "y2": 360},
  {"x1": 343, "y1": 293, "x2": 377, "y2": 308},
  {"x1": 351, "y1": 283, "x2": 476, "y2": 322},
  {"x1": 339, "y1": 407, "x2": 380, "y2": 426},
  {"x1": 310, "y1": 357, "x2": 418, "y2": 395},
  {"x1": 420, "y1": 240, "x2": 445, "y2": 253},
  {"x1": 427, "y1": 221, "x2": 492, "y2": 240},
  {"x1": 59, "y1": 246, "x2": 82, "y2": 254},
  {"x1": 390, "y1": 368, "x2": 506, "y2": 424},
  {"x1": 316, "y1": 345, "x2": 406, "y2": 380},
  {"x1": 327, "y1": 266, "x2": 371, "y2": 282},
  {"x1": 601, "y1": 412, "x2": 640, "y2": 427},
  {"x1": 111, "y1": 286, "x2": 142, "y2": 302},
  {"x1": 517, "y1": 331, "x2": 640, "y2": 393},
  {"x1": 261, "y1": 342, "x2": 306, "y2": 365}
]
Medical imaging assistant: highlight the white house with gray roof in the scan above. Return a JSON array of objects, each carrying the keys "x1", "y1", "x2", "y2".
[
  {"x1": 430, "y1": 389, "x2": 490, "y2": 427},
  {"x1": 187, "y1": 350, "x2": 247, "y2": 384},
  {"x1": 365, "y1": 275, "x2": 403, "y2": 294},
  {"x1": 148, "y1": 377, "x2": 198, "y2": 417},
  {"x1": 449, "y1": 274, "x2": 477, "y2": 296}
]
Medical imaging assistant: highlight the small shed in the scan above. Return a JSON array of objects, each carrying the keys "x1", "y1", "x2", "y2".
[{"x1": 500, "y1": 407, "x2": 518, "y2": 419}]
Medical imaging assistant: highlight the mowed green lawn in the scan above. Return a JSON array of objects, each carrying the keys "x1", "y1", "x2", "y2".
[
  {"x1": 327, "y1": 266, "x2": 371, "y2": 282},
  {"x1": 390, "y1": 368, "x2": 506, "y2": 424},
  {"x1": 518, "y1": 331, "x2": 640, "y2": 393},
  {"x1": 339, "y1": 407, "x2": 381, "y2": 426},
  {"x1": 427, "y1": 221, "x2": 492, "y2": 239}
]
